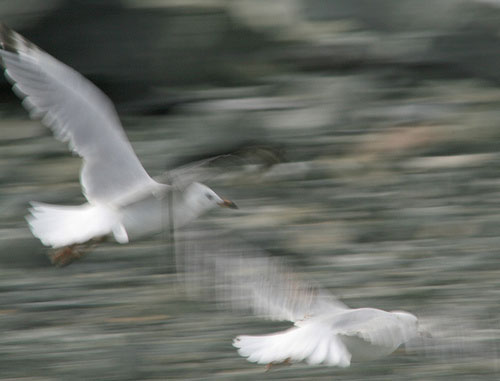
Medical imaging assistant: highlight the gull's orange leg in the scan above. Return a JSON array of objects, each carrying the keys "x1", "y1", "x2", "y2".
[{"x1": 48, "y1": 236, "x2": 108, "y2": 266}]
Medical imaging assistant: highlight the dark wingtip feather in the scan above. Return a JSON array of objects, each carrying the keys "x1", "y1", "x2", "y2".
[
  {"x1": 0, "y1": 23, "x2": 41, "y2": 57},
  {"x1": 0, "y1": 23, "x2": 17, "y2": 53}
]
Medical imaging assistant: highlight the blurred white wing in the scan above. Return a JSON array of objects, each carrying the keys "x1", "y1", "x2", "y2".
[
  {"x1": 222, "y1": 256, "x2": 346, "y2": 323},
  {"x1": 177, "y1": 228, "x2": 347, "y2": 323},
  {"x1": 0, "y1": 24, "x2": 158, "y2": 203}
]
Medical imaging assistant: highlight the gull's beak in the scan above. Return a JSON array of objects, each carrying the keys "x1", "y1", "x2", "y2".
[{"x1": 218, "y1": 199, "x2": 238, "y2": 209}]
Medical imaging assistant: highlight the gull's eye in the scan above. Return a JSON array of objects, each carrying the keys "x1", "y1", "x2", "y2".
[{"x1": 205, "y1": 193, "x2": 214, "y2": 200}]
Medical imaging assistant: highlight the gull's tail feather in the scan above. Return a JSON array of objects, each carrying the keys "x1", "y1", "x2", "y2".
[
  {"x1": 26, "y1": 202, "x2": 128, "y2": 248},
  {"x1": 234, "y1": 331, "x2": 300, "y2": 365},
  {"x1": 233, "y1": 326, "x2": 351, "y2": 367}
]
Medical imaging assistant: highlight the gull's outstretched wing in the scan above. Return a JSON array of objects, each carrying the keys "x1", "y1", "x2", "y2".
[
  {"x1": 221, "y1": 255, "x2": 346, "y2": 323},
  {"x1": 158, "y1": 155, "x2": 233, "y2": 191},
  {"x1": 158, "y1": 143, "x2": 284, "y2": 190},
  {"x1": 177, "y1": 228, "x2": 347, "y2": 323},
  {"x1": 0, "y1": 24, "x2": 158, "y2": 203}
]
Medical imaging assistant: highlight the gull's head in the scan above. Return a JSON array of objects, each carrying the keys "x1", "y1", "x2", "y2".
[
  {"x1": 392, "y1": 310, "x2": 429, "y2": 340},
  {"x1": 184, "y1": 182, "x2": 238, "y2": 213},
  {"x1": 392, "y1": 311, "x2": 418, "y2": 326}
]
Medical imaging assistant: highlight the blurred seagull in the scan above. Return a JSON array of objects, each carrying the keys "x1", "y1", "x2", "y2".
[
  {"x1": 234, "y1": 306, "x2": 420, "y2": 369},
  {"x1": 177, "y1": 230, "x2": 423, "y2": 370},
  {"x1": 230, "y1": 263, "x2": 421, "y2": 369},
  {"x1": 0, "y1": 24, "x2": 237, "y2": 265},
  {"x1": 230, "y1": 265, "x2": 422, "y2": 369}
]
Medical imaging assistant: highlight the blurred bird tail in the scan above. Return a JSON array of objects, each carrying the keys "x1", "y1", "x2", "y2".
[
  {"x1": 233, "y1": 326, "x2": 351, "y2": 367},
  {"x1": 26, "y1": 202, "x2": 128, "y2": 248}
]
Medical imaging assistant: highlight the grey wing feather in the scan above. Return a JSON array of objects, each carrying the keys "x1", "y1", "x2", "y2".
[
  {"x1": 177, "y1": 227, "x2": 347, "y2": 323},
  {"x1": 159, "y1": 157, "x2": 228, "y2": 189},
  {"x1": 159, "y1": 145, "x2": 282, "y2": 189},
  {"x1": 0, "y1": 24, "x2": 157, "y2": 203}
]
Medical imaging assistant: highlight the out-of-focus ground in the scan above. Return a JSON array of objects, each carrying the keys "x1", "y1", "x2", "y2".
[{"x1": 1, "y1": 0, "x2": 500, "y2": 379}]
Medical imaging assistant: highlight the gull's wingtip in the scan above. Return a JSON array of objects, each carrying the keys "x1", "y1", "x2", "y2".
[
  {"x1": 0, "y1": 23, "x2": 37, "y2": 56},
  {"x1": 0, "y1": 22, "x2": 14, "y2": 52}
]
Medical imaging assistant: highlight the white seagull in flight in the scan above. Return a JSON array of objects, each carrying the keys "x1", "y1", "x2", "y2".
[
  {"x1": 0, "y1": 24, "x2": 236, "y2": 265},
  {"x1": 234, "y1": 304, "x2": 420, "y2": 369},
  {"x1": 229, "y1": 261, "x2": 421, "y2": 369},
  {"x1": 177, "y1": 232, "x2": 424, "y2": 370}
]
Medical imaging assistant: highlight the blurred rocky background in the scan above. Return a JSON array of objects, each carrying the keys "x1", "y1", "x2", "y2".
[{"x1": 1, "y1": 0, "x2": 500, "y2": 379}]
